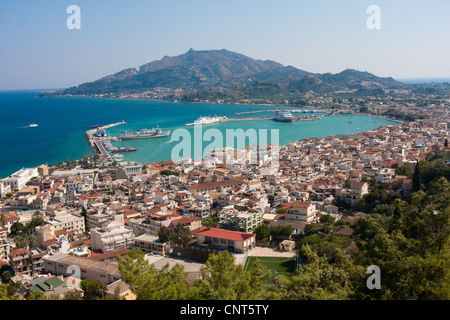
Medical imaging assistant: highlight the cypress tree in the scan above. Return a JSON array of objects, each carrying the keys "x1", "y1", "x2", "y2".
[{"x1": 412, "y1": 160, "x2": 422, "y2": 192}]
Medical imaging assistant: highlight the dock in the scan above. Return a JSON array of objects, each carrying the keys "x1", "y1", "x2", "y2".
[
  {"x1": 234, "y1": 109, "x2": 325, "y2": 115},
  {"x1": 85, "y1": 121, "x2": 126, "y2": 163},
  {"x1": 185, "y1": 114, "x2": 326, "y2": 126}
]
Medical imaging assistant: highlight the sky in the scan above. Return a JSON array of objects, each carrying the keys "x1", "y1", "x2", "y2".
[{"x1": 0, "y1": 0, "x2": 449, "y2": 90}]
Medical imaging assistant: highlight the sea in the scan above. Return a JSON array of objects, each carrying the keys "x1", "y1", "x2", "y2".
[{"x1": 0, "y1": 90, "x2": 401, "y2": 179}]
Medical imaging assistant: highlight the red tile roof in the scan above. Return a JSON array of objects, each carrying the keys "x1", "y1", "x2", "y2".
[
  {"x1": 196, "y1": 227, "x2": 255, "y2": 242},
  {"x1": 89, "y1": 248, "x2": 127, "y2": 261}
]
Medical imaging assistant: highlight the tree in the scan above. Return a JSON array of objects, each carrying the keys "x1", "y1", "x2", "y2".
[
  {"x1": 0, "y1": 284, "x2": 19, "y2": 300},
  {"x1": 272, "y1": 245, "x2": 354, "y2": 300},
  {"x1": 157, "y1": 226, "x2": 172, "y2": 243},
  {"x1": 158, "y1": 224, "x2": 192, "y2": 247},
  {"x1": 395, "y1": 164, "x2": 412, "y2": 177},
  {"x1": 117, "y1": 248, "x2": 192, "y2": 300},
  {"x1": 343, "y1": 179, "x2": 352, "y2": 189},
  {"x1": 0, "y1": 214, "x2": 6, "y2": 229},
  {"x1": 170, "y1": 224, "x2": 192, "y2": 247},
  {"x1": 9, "y1": 222, "x2": 25, "y2": 237},
  {"x1": 0, "y1": 265, "x2": 13, "y2": 283},
  {"x1": 80, "y1": 279, "x2": 107, "y2": 300},
  {"x1": 193, "y1": 251, "x2": 270, "y2": 300},
  {"x1": 320, "y1": 214, "x2": 335, "y2": 226},
  {"x1": 93, "y1": 154, "x2": 100, "y2": 164},
  {"x1": 27, "y1": 291, "x2": 48, "y2": 300},
  {"x1": 412, "y1": 161, "x2": 422, "y2": 192},
  {"x1": 63, "y1": 290, "x2": 83, "y2": 300},
  {"x1": 254, "y1": 224, "x2": 270, "y2": 241}
]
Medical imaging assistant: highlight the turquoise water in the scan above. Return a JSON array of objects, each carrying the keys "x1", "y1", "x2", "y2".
[{"x1": 0, "y1": 90, "x2": 399, "y2": 178}]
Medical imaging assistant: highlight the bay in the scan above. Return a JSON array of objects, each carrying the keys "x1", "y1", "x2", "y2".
[{"x1": 0, "y1": 90, "x2": 399, "y2": 178}]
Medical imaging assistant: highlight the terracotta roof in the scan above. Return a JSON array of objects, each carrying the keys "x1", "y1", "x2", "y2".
[
  {"x1": 10, "y1": 248, "x2": 29, "y2": 258},
  {"x1": 89, "y1": 248, "x2": 127, "y2": 261},
  {"x1": 334, "y1": 227, "x2": 355, "y2": 236},
  {"x1": 2, "y1": 211, "x2": 20, "y2": 222},
  {"x1": 42, "y1": 239, "x2": 57, "y2": 247},
  {"x1": 196, "y1": 227, "x2": 255, "y2": 242}
]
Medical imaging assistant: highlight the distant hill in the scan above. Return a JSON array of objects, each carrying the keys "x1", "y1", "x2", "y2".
[{"x1": 40, "y1": 49, "x2": 421, "y2": 101}]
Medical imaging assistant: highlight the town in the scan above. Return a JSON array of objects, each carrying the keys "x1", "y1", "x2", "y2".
[{"x1": 0, "y1": 96, "x2": 449, "y2": 300}]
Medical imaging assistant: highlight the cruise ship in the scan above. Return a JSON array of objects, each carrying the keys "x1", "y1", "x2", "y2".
[
  {"x1": 193, "y1": 115, "x2": 227, "y2": 125},
  {"x1": 273, "y1": 110, "x2": 294, "y2": 122},
  {"x1": 118, "y1": 126, "x2": 170, "y2": 140}
]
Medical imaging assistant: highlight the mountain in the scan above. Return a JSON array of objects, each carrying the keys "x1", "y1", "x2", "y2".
[{"x1": 41, "y1": 49, "x2": 410, "y2": 101}]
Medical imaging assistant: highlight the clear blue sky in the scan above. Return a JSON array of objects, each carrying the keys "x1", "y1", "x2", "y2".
[{"x1": 1, "y1": 0, "x2": 449, "y2": 90}]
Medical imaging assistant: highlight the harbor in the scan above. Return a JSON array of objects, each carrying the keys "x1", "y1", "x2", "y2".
[
  {"x1": 84, "y1": 121, "x2": 126, "y2": 164},
  {"x1": 185, "y1": 111, "x2": 327, "y2": 126}
]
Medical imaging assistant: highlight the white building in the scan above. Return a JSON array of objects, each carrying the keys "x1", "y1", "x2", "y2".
[
  {"x1": 119, "y1": 161, "x2": 143, "y2": 175},
  {"x1": 47, "y1": 214, "x2": 85, "y2": 235},
  {"x1": 90, "y1": 215, "x2": 134, "y2": 253},
  {"x1": 2, "y1": 167, "x2": 39, "y2": 191}
]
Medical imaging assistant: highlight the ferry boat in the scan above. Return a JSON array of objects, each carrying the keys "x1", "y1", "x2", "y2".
[
  {"x1": 193, "y1": 115, "x2": 227, "y2": 126},
  {"x1": 273, "y1": 110, "x2": 294, "y2": 122},
  {"x1": 119, "y1": 126, "x2": 170, "y2": 140},
  {"x1": 112, "y1": 146, "x2": 137, "y2": 153}
]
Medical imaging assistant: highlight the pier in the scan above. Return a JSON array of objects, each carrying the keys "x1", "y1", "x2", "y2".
[
  {"x1": 85, "y1": 121, "x2": 126, "y2": 164},
  {"x1": 184, "y1": 114, "x2": 326, "y2": 126},
  {"x1": 234, "y1": 109, "x2": 325, "y2": 115}
]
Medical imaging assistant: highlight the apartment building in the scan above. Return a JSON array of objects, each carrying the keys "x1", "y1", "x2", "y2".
[{"x1": 90, "y1": 215, "x2": 134, "y2": 253}]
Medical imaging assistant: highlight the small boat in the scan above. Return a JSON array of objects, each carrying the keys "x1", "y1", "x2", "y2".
[
  {"x1": 112, "y1": 146, "x2": 138, "y2": 153},
  {"x1": 28, "y1": 123, "x2": 38, "y2": 127}
]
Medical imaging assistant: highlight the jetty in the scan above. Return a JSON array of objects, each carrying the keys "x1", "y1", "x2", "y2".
[
  {"x1": 185, "y1": 114, "x2": 326, "y2": 126},
  {"x1": 234, "y1": 109, "x2": 325, "y2": 115},
  {"x1": 85, "y1": 121, "x2": 126, "y2": 163}
]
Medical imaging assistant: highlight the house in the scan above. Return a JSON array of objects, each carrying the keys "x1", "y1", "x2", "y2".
[
  {"x1": 195, "y1": 227, "x2": 256, "y2": 253},
  {"x1": 9, "y1": 248, "x2": 43, "y2": 276},
  {"x1": 133, "y1": 233, "x2": 173, "y2": 256},
  {"x1": 1, "y1": 211, "x2": 20, "y2": 232},
  {"x1": 27, "y1": 276, "x2": 69, "y2": 298},
  {"x1": 105, "y1": 279, "x2": 136, "y2": 300},
  {"x1": 284, "y1": 201, "x2": 316, "y2": 233}
]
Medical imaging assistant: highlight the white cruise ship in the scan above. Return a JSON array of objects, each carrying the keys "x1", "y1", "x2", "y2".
[
  {"x1": 193, "y1": 115, "x2": 227, "y2": 125},
  {"x1": 273, "y1": 110, "x2": 294, "y2": 122}
]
